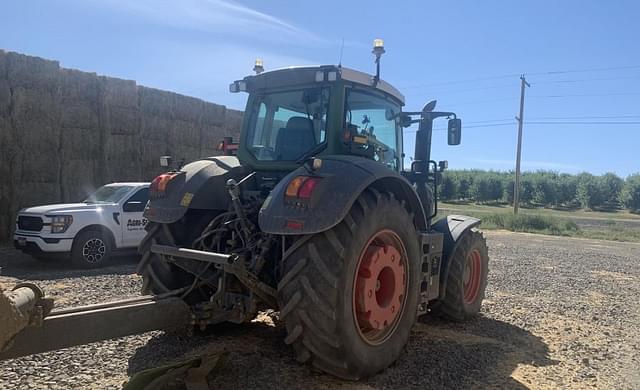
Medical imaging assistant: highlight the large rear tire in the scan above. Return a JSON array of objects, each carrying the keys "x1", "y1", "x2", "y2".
[
  {"x1": 430, "y1": 230, "x2": 488, "y2": 321},
  {"x1": 137, "y1": 214, "x2": 217, "y2": 303},
  {"x1": 277, "y1": 189, "x2": 421, "y2": 380}
]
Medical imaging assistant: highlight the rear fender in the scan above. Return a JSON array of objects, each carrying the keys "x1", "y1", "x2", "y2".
[
  {"x1": 432, "y1": 215, "x2": 482, "y2": 298},
  {"x1": 258, "y1": 156, "x2": 427, "y2": 235},
  {"x1": 144, "y1": 156, "x2": 246, "y2": 224}
]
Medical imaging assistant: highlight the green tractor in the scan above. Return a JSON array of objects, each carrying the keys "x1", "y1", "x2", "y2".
[{"x1": 139, "y1": 40, "x2": 489, "y2": 379}]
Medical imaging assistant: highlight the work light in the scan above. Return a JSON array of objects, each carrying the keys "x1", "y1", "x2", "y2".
[{"x1": 253, "y1": 58, "x2": 264, "y2": 74}]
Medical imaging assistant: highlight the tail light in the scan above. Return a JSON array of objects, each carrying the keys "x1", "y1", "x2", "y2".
[
  {"x1": 285, "y1": 176, "x2": 321, "y2": 200},
  {"x1": 217, "y1": 137, "x2": 239, "y2": 156},
  {"x1": 150, "y1": 173, "x2": 178, "y2": 197}
]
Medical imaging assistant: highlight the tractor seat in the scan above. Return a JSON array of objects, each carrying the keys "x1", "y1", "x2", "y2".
[{"x1": 275, "y1": 116, "x2": 317, "y2": 160}]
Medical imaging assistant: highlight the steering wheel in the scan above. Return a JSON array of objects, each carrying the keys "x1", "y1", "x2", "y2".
[{"x1": 253, "y1": 145, "x2": 276, "y2": 160}]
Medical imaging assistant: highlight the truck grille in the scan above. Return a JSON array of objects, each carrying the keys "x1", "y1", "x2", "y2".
[{"x1": 17, "y1": 216, "x2": 43, "y2": 232}]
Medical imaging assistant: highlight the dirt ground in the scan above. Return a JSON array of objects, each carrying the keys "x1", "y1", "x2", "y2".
[{"x1": 0, "y1": 231, "x2": 638, "y2": 389}]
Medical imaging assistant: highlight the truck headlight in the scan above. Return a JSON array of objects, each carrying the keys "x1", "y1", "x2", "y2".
[{"x1": 50, "y1": 215, "x2": 73, "y2": 233}]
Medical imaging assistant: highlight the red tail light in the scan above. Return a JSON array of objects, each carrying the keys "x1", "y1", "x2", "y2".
[
  {"x1": 297, "y1": 177, "x2": 320, "y2": 199},
  {"x1": 150, "y1": 173, "x2": 178, "y2": 195},
  {"x1": 285, "y1": 176, "x2": 321, "y2": 199}
]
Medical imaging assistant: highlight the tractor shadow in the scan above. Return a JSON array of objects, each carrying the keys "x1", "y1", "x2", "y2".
[
  {"x1": 375, "y1": 315, "x2": 559, "y2": 389},
  {"x1": 0, "y1": 245, "x2": 139, "y2": 281},
  {"x1": 127, "y1": 313, "x2": 556, "y2": 389}
]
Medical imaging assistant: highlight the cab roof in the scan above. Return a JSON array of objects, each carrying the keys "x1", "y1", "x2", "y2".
[{"x1": 238, "y1": 65, "x2": 405, "y2": 106}]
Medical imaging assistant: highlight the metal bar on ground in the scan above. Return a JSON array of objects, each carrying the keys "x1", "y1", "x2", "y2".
[
  {"x1": 51, "y1": 295, "x2": 158, "y2": 315},
  {"x1": 0, "y1": 297, "x2": 192, "y2": 360}
]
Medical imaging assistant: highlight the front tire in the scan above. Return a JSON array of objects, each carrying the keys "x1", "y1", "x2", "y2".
[
  {"x1": 277, "y1": 190, "x2": 421, "y2": 379},
  {"x1": 70, "y1": 230, "x2": 112, "y2": 268}
]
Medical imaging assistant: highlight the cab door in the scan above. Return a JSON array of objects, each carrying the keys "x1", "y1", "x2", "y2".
[{"x1": 121, "y1": 187, "x2": 149, "y2": 248}]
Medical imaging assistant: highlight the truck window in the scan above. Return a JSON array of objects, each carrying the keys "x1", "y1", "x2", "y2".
[
  {"x1": 84, "y1": 185, "x2": 135, "y2": 204},
  {"x1": 123, "y1": 188, "x2": 149, "y2": 212}
]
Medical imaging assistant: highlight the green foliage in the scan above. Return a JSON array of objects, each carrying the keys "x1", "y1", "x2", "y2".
[
  {"x1": 620, "y1": 173, "x2": 640, "y2": 212},
  {"x1": 441, "y1": 169, "x2": 635, "y2": 211},
  {"x1": 600, "y1": 172, "x2": 624, "y2": 207},
  {"x1": 439, "y1": 175, "x2": 456, "y2": 200},
  {"x1": 576, "y1": 172, "x2": 598, "y2": 209},
  {"x1": 479, "y1": 213, "x2": 579, "y2": 235}
]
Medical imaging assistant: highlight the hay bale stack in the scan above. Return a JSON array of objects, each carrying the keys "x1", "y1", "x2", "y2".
[{"x1": 0, "y1": 50, "x2": 243, "y2": 240}]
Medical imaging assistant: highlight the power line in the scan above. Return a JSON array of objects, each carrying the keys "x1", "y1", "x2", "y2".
[
  {"x1": 532, "y1": 75, "x2": 640, "y2": 85},
  {"x1": 527, "y1": 121, "x2": 640, "y2": 125},
  {"x1": 528, "y1": 115, "x2": 640, "y2": 120},
  {"x1": 403, "y1": 83, "x2": 514, "y2": 93},
  {"x1": 396, "y1": 74, "x2": 519, "y2": 89},
  {"x1": 530, "y1": 92, "x2": 640, "y2": 98},
  {"x1": 397, "y1": 64, "x2": 640, "y2": 90},
  {"x1": 405, "y1": 120, "x2": 640, "y2": 133},
  {"x1": 406, "y1": 122, "x2": 515, "y2": 133},
  {"x1": 525, "y1": 64, "x2": 640, "y2": 76}
]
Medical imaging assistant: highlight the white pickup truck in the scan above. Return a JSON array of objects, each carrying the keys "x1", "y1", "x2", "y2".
[{"x1": 13, "y1": 182, "x2": 150, "y2": 268}]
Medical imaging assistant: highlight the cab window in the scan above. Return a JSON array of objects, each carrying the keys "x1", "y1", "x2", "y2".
[
  {"x1": 345, "y1": 89, "x2": 401, "y2": 170},
  {"x1": 246, "y1": 87, "x2": 330, "y2": 161},
  {"x1": 123, "y1": 188, "x2": 149, "y2": 212}
]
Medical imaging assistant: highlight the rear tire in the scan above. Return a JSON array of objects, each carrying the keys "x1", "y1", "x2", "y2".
[
  {"x1": 430, "y1": 230, "x2": 488, "y2": 321},
  {"x1": 70, "y1": 230, "x2": 113, "y2": 268},
  {"x1": 277, "y1": 190, "x2": 421, "y2": 380},
  {"x1": 137, "y1": 214, "x2": 220, "y2": 304}
]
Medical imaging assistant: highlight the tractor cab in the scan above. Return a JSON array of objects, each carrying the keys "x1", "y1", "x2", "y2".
[{"x1": 229, "y1": 64, "x2": 406, "y2": 172}]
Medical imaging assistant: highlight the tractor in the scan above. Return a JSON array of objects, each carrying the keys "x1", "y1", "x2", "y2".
[
  {"x1": 137, "y1": 40, "x2": 489, "y2": 379},
  {"x1": 0, "y1": 40, "x2": 489, "y2": 380}
]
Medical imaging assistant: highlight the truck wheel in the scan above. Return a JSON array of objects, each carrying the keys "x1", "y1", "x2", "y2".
[
  {"x1": 277, "y1": 190, "x2": 421, "y2": 380},
  {"x1": 431, "y1": 230, "x2": 488, "y2": 321},
  {"x1": 71, "y1": 230, "x2": 113, "y2": 268}
]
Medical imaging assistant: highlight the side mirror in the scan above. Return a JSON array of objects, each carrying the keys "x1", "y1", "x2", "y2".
[
  {"x1": 447, "y1": 118, "x2": 462, "y2": 145},
  {"x1": 160, "y1": 156, "x2": 172, "y2": 168},
  {"x1": 385, "y1": 108, "x2": 396, "y2": 120},
  {"x1": 123, "y1": 201, "x2": 145, "y2": 213},
  {"x1": 399, "y1": 113, "x2": 412, "y2": 128}
]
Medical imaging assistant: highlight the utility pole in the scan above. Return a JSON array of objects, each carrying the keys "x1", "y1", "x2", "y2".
[{"x1": 513, "y1": 75, "x2": 530, "y2": 214}]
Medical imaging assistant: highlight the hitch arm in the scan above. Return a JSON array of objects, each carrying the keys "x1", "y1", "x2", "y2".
[
  {"x1": 150, "y1": 244, "x2": 277, "y2": 308},
  {"x1": 0, "y1": 292, "x2": 192, "y2": 360}
]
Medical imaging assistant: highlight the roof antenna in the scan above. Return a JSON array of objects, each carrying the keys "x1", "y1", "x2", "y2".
[
  {"x1": 372, "y1": 38, "x2": 385, "y2": 86},
  {"x1": 338, "y1": 38, "x2": 344, "y2": 68}
]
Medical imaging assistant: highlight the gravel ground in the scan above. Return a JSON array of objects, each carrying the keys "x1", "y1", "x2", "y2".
[{"x1": 1, "y1": 231, "x2": 639, "y2": 389}]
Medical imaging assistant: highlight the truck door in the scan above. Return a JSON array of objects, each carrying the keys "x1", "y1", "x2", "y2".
[{"x1": 121, "y1": 187, "x2": 149, "y2": 248}]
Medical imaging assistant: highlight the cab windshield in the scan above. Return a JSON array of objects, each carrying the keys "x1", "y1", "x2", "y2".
[
  {"x1": 84, "y1": 185, "x2": 134, "y2": 204},
  {"x1": 246, "y1": 87, "x2": 329, "y2": 161}
]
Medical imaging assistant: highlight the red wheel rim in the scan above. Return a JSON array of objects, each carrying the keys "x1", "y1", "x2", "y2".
[
  {"x1": 353, "y1": 230, "x2": 408, "y2": 345},
  {"x1": 463, "y1": 249, "x2": 482, "y2": 304}
]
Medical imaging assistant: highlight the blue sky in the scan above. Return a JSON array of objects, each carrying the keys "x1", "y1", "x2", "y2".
[{"x1": 2, "y1": 0, "x2": 639, "y2": 176}]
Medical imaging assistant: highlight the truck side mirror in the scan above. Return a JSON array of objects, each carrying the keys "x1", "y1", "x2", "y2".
[{"x1": 447, "y1": 118, "x2": 462, "y2": 145}]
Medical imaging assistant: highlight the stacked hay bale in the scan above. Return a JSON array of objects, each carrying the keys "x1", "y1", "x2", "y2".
[
  {"x1": 0, "y1": 50, "x2": 12, "y2": 239},
  {"x1": 0, "y1": 50, "x2": 242, "y2": 241},
  {"x1": 58, "y1": 69, "x2": 102, "y2": 201},
  {"x1": 0, "y1": 51, "x2": 63, "y2": 239}
]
